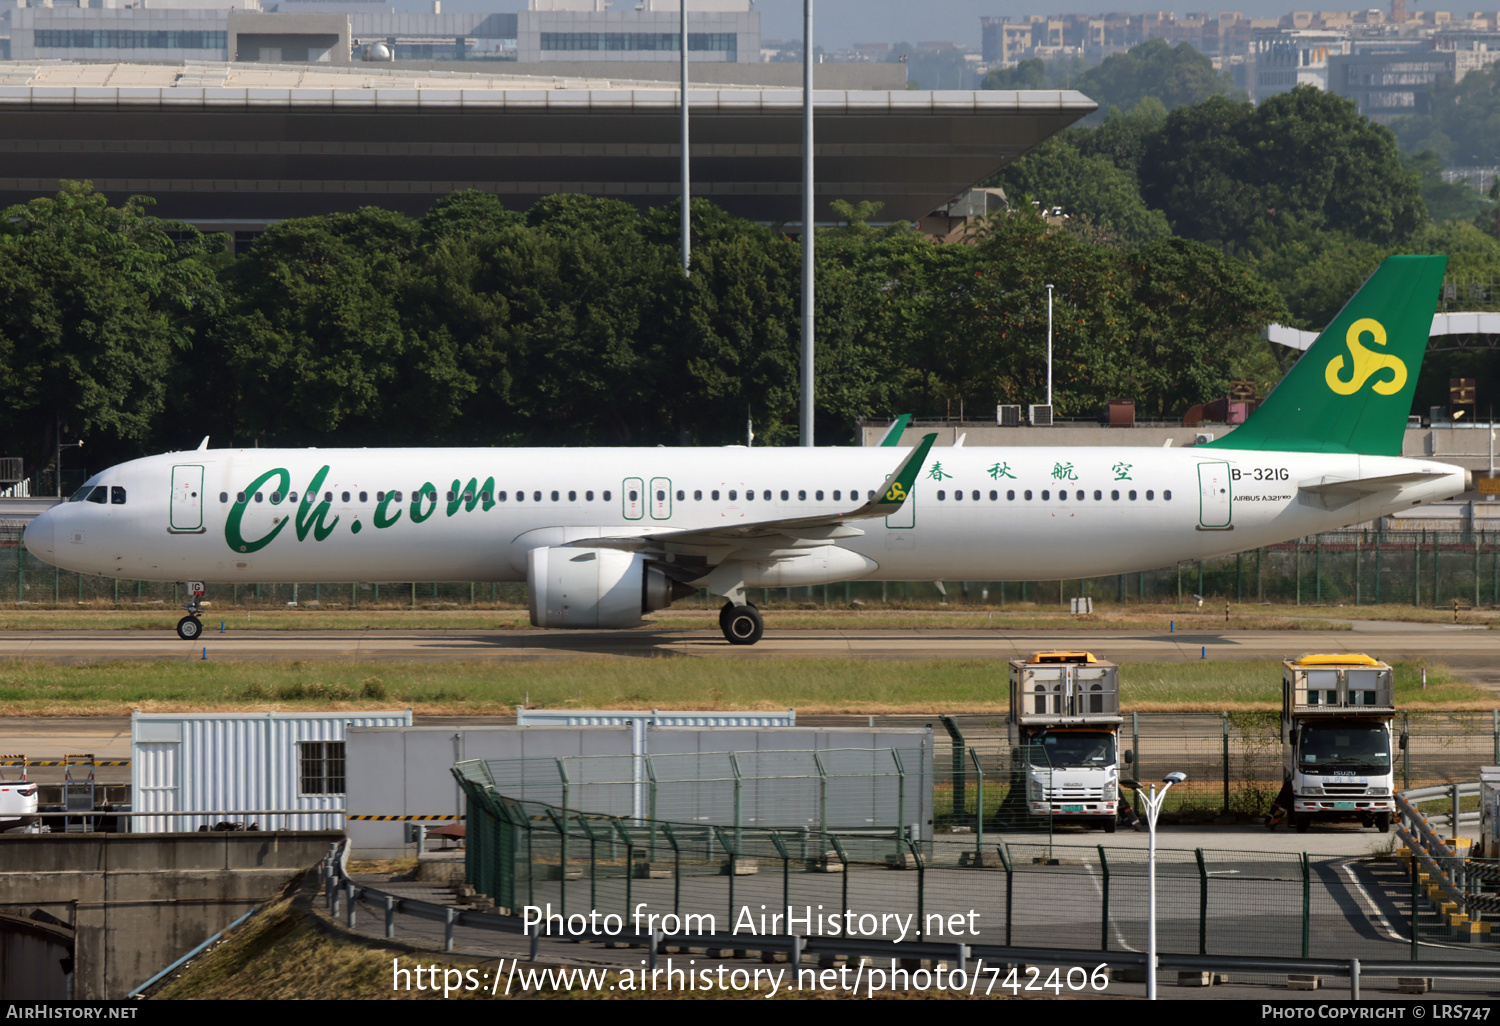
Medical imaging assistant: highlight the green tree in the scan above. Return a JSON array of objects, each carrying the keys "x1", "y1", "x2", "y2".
[
  {"x1": 982, "y1": 58, "x2": 1044, "y2": 90},
  {"x1": 1076, "y1": 39, "x2": 1238, "y2": 119},
  {"x1": 1390, "y1": 63, "x2": 1500, "y2": 167},
  {"x1": 0, "y1": 182, "x2": 223, "y2": 486},
  {"x1": 1141, "y1": 87, "x2": 1426, "y2": 248}
]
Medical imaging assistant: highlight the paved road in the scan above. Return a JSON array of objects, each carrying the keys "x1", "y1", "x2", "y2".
[{"x1": 0, "y1": 622, "x2": 1493, "y2": 669}]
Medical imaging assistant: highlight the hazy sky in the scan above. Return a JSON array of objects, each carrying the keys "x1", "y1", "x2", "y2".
[{"x1": 421, "y1": 2, "x2": 1435, "y2": 49}]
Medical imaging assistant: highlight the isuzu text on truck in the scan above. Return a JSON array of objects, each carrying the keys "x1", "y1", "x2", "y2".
[
  {"x1": 1007, "y1": 652, "x2": 1127, "y2": 832},
  {"x1": 1276, "y1": 653, "x2": 1397, "y2": 833}
]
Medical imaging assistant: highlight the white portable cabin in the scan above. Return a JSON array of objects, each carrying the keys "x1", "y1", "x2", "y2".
[{"x1": 131, "y1": 710, "x2": 413, "y2": 832}]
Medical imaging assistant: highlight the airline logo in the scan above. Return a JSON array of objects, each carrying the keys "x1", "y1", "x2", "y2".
[{"x1": 1324, "y1": 317, "x2": 1407, "y2": 397}]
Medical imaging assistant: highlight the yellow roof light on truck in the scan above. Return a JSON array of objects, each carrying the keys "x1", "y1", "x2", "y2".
[
  {"x1": 1030, "y1": 651, "x2": 1098, "y2": 664},
  {"x1": 1292, "y1": 653, "x2": 1382, "y2": 667}
]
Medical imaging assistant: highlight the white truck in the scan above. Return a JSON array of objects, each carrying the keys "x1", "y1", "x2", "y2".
[
  {"x1": 0, "y1": 755, "x2": 39, "y2": 833},
  {"x1": 1279, "y1": 653, "x2": 1397, "y2": 834},
  {"x1": 1007, "y1": 651, "x2": 1126, "y2": 832}
]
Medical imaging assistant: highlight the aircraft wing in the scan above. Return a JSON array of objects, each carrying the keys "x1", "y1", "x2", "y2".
[{"x1": 577, "y1": 433, "x2": 937, "y2": 555}]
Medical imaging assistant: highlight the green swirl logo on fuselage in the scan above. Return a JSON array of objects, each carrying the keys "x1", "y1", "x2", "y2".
[{"x1": 224, "y1": 466, "x2": 491, "y2": 553}]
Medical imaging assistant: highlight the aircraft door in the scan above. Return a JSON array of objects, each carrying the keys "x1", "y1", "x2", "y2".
[
  {"x1": 1197, "y1": 461, "x2": 1232, "y2": 530},
  {"x1": 622, "y1": 477, "x2": 644, "y2": 520},
  {"x1": 650, "y1": 477, "x2": 672, "y2": 520},
  {"x1": 169, "y1": 465, "x2": 205, "y2": 533}
]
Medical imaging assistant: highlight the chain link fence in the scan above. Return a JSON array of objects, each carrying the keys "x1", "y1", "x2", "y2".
[
  {"x1": 5, "y1": 525, "x2": 1500, "y2": 610},
  {"x1": 453, "y1": 759, "x2": 1500, "y2": 966}
]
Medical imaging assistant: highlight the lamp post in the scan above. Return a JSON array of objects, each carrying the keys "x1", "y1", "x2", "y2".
[
  {"x1": 800, "y1": 0, "x2": 814, "y2": 447},
  {"x1": 679, "y1": 0, "x2": 689, "y2": 276},
  {"x1": 1045, "y1": 283, "x2": 1054, "y2": 408},
  {"x1": 1126, "y1": 770, "x2": 1186, "y2": 1000}
]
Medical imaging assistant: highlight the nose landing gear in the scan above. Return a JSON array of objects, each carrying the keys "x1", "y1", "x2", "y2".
[{"x1": 176, "y1": 581, "x2": 206, "y2": 641}]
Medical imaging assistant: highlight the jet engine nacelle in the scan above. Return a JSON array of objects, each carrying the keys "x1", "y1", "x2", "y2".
[{"x1": 527, "y1": 547, "x2": 692, "y2": 628}]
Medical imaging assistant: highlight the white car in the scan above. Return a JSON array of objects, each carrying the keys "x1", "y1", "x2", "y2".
[{"x1": 0, "y1": 778, "x2": 39, "y2": 832}]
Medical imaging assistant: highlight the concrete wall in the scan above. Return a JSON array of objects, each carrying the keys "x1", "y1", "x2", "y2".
[
  {"x1": 0, "y1": 912, "x2": 73, "y2": 1000},
  {"x1": 347, "y1": 725, "x2": 932, "y2": 858},
  {"x1": 0, "y1": 831, "x2": 340, "y2": 999}
]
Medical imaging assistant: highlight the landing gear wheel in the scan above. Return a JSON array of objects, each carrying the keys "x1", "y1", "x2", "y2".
[
  {"x1": 722, "y1": 605, "x2": 764, "y2": 646},
  {"x1": 176, "y1": 615, "x2": 203, "y2": 641},
  {"x1": 718, "y1": 602, "x2": 735, "y2": 636},
  {"x1": 1294, "y1": 814, "x2": 1310, "y2": 834},
  {"x1": 1376, "y1": 812, "x2": 1392, "y2": 833}
]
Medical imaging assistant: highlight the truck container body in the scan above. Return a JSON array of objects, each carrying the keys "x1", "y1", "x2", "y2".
[
  {"x1": 1008, "y1": 652, "x2": 1124, "y2": 830},
  {"x1": 1281, "y1": 654, "x2": 1396, "y2": 833}
]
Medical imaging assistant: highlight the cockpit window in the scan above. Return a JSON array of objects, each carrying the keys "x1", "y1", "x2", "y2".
[
  {"x1": 69, "y1": 484, "x2": 96, "y2": 502},
  {"x1": 111, "y1": 486, "x2": 126, "y2": 505},
  {"x1": 86, "y1": 486, "x2": 107, "y2": 504}
]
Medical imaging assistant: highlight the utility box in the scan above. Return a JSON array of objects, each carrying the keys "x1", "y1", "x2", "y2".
[
  {"x1": 1282, "y1": 654, "x2": 1395, "y2": 715},
  {"x1": 1009, "y1": 651, "x2": 1121, "y2": 729}
]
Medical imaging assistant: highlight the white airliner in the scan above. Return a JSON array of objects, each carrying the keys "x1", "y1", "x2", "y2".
[{"x1": 24, "y1": 255, "x2": 1466, "y2": 645}]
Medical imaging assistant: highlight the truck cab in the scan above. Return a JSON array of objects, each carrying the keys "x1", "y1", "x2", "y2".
[
  {"x1": 1008, "y1": 651, "x2": 1125, "y2": 831},
  {"x1": 1281, "y1": 654, "x2": 1396, "y2": 833}
]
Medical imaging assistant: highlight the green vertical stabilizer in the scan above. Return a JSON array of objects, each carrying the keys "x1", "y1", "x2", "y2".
[{"x1": 1203, "y1": 254, "x2": 1447, "y2": 457}]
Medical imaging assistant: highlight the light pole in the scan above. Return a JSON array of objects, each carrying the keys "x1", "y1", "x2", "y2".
[
  {"x1": 679, "y1": 0, "x2": 689, "y2": 276},
  {"x1": 800, "y1": 0, "x2": 814, "y2": 447},
  {"x1": 1127, "y1": 770, "x2": 1185, "y2": 1000},
  {"x1": 1045, "y1": 283, "x2": 1054, "y2": 408}
]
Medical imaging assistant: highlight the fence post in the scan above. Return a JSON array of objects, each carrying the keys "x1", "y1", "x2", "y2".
[
  {"x1": 384, "y1": 894, "x2": 396, "y2": 939},
  {"x1": 545, "y1": 809, "x2": 569, "y2": 916},
  {"x1": 813, "y1": 751, "x2": 828, "y2": 837},
  {"x1": 729, "y1": 752, "x2": 743, "y2": 852},
  {"x1": 1403, "y1": 713, "x2": 1411, "y2": 792},
  {"x1": 662, "y1": 823, "x2": 682, "y2": 916},
  {"x1": 1314, "y1": 535, "x2": 1321, "y2": 603},
  {"x1": 1452, "y1": 780, "x2": 1462, "y2": 839},
  {"x1": 1492, "y1": 709, "x2": 1498, "y2": 767},
  {"x1": 770, "y1": 831, "x2": 791, "y2": 934},
  {"x1": 892, "y1": 748, "x2": 907, "y2": 846},
  {"x1": 1415, "y1": 535, "x2": 1422, "y2": 607},
  {"x1": 997, "y1": 844, "x2": 1013, "y2": 947},
  {"x1": 827, "y1": 834, "x2": 850, "y2": 918},
  {"x1": 940, "y1": 716, "x2": 966, "y2": 828},
  {"x1": 1132, "y1": 712, "x2": 1140, "y2": 786},
  {"x1": 1221, "y1": 713, "x2": 1230, "y2": 815},
  {"x1": 714, "y1": 826, "x2": 737, "y2": 928},
  {"x1": 1195, "y1": 848, "x2": 1208, "y2": 955},
  {"x1": 613, "y1": 821, "x2": 635, "y2": 921},
  {"x1": 970, "y1": 748, "x2": 985, "y2": 863},
  {"x1": 1475, "y1": 535, "x2": 1481, "y2": 610},
  {"x1": 1301, "y1": 852, "x2": 1310, "y2": 959},
  {"x1": 905, "y1": 838, "x2": 925, "y2": 939},
  {"x1": 1434, "y1": 533, "x2": 1440, "y2": 607},
  {"x1": 1355, "y1": 533, "x2": 1362, "y2": 606},
  {"x1": 1098, "y1": 845, "x2": 1110, "y2": 952},
  {"x1": 1375, "y1": 537, "x2": 1382, "y2": 604},
  {"x1": 444, "y1": 907, "x2": 456, "y2": 953},
  {"x1": 1410, "y1": 852, "x2": 1420, "y2": 962}
]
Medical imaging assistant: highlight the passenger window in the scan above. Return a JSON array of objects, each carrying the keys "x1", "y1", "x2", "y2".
[
  {"x1": 746, "y1": 490, "x2": 755, "y2": 501},
  {"x1": 1004, "y1": 490, "x2": 1012, "y2": 500},
  {"x1": 483, "y1": 492, "x2": 493, "y2": 503},
  {"x1": 712, "y1": 490, "x2": 720, "y2": 500},
  {"x1": 551, "y1": 491, "x2": 560, "y2": 502},
  {"x1": 254, "y1": 492, "x2": 264, "y2": 503},
  {"x1": 833, "y1": 490, "x2": 841, "y2": 501},
  {"x1": 392, "y1": 491, "x2": 400, "y2": 503},
  {"x1": 693, "y1": 490, "x2": 701, "y2": 500},
  {"x1": 377, "y1": 491, "x2": 385, "y2": 502},
  {"x1": 1164, "y1": 490, "x2": 1172, "y2": 500},
  {"x1": 1129, "y1": 490, "x2": 1137, "y2": 500},
  {"x1": 516, "y1": 491, "x2": 525, "y2": 502},
  {"x1": 798, "y1": 490, "x2": 807, "y2": 501},
  {"x1": 445, "y1": 491, "x2": 454, "y2": 502},
  {"x1": 87, "y1": 486, "x2": 107, "y2": 504},
  {"x1": 729, "y1": 490, "x2": 737, "y2": 500},
  {"x1": 953, "y1": 490, "x2": 962, "y2": 501},
  {"x1": 290, "y1": 492, "x2": 298, "y2": 503},
  {"x1": 1041, "y1": 490, "x2": 1050, "y2": 500},
  {"x1": 1094, "y1": 490, "x2": 1102, "y2": 500},
  {"x1": 655, "y1": 490, "x2": 664, "y2": 502},
  {"x1": 972, "y1": 490, "x2": 980, "y2": 501},
  {"x1": 236, "y1": 492, "x2": 246, "y2": 503},
  {"x1": 780, "y1": 490, "x2": 789, "y2": 501},
  {"x1": 570, "y1": 491, "x2": 578, "y2": 502},
  {"x1": 763, "y1": 490, "x2": 771, "y2": 501},
  {"x1": 629, "y1": 490, "x2": 638, "y2": 501},
  {"x1": 498, "y1": 491, "x2": 508, "y2": 502},
  {"x1": 533, "y1": 491, "x2": 541, "y2": 502},
  {"x1": 989, "y1": 490, "x2": 997, "y2": 500},
  {"x1": 324, "y1": 492, "x2": 333, "y2": 502},
  {"x1": 1024, "y1": 490, "x2": 1032, "y2": 500},
  {"x1": 937, "y1": 490, "x2": 946, "y2": 500},
  {"x1": 676, "y1": 490, "x2": 684, "y2": 501},
  {"x1": 603, "y1": 490, "x2": 612, "y2": 501},
  {"x1": 585, "y1": 491, "x2": 593, "y2": 501},
  {"x1": 270, "y1": 491, "x2": 282, "y2": 503},
  {"x1": 359, "y1": 491, "x2": 368, "y2": 503},
  {"x1": 815, "y1": 490, "x2": 824, "y2": 501},
  {"x1": 219, "y1": 492, "x2": 228, "y2": 504},
  {"x1": 1111, "y1": 490, "x2": 1120, "y2": 500},
  {"x1": 1146, "y1": 490, "x2": 1155, "y2": 500}
]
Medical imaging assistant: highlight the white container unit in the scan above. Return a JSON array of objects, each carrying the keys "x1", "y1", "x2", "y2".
[{"x1": 131, "y1": 710, "x2": 412, "y2": 832}]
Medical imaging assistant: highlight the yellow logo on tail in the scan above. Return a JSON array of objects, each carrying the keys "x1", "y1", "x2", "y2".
[
  {"x1": 1324, "y1": 318, "x2": 1407, "y2": 396},
  {"x1": 885, "y1": 483, "x2": 907, "y2": 502}
]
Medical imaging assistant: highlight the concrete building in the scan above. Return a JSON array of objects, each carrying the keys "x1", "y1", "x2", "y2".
[
  {"x1": 1327, "y1": 46, "x2": 1457, "y2": 118},
  {"x1": 0, "y1": 60, "x2": 1093, "y2": 235},
  {"x1": 1246, "y1": 29, "x2": 1351, "y2": 100},
  {"x1": 516, "y1": 0, "x2": 757, "y2": 65}
]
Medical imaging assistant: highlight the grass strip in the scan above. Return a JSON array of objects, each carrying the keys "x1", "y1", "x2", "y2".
[{"x1": 0, "y1": 658, "x2": 1482, "y2": 716}]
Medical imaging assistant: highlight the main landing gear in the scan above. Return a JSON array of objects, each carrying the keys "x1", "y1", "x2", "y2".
[
  {"x1": 719, "y1": 602, "x2": 764, "y2": 646},
  {"x1": 176, "y1": 581, "x2": 206, "y2": 641}
]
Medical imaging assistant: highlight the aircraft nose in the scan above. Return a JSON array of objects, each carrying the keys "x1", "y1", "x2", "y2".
[{"x1": 23, "y1": 509, "x2": 54, "y2": 560}]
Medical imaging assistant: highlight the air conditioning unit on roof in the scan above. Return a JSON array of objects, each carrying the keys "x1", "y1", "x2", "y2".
[
  {"x1": 1029, "y1": 404, "x2": 1053, "y2": 427},
  {"x1": 997, "y1": 405, "x2": 1021, "y2": 427}
]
